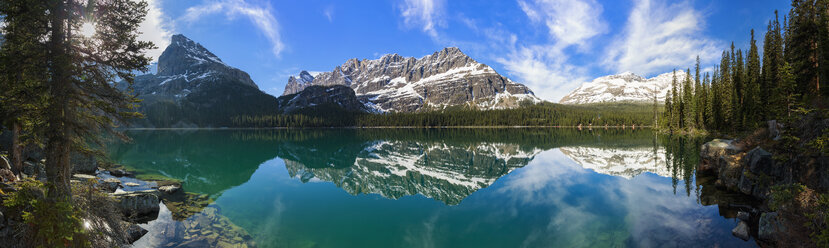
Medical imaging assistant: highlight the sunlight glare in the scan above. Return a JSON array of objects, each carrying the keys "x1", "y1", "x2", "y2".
[{"x1": 80, "y1": 22, "x2": 95, "y2": 37}]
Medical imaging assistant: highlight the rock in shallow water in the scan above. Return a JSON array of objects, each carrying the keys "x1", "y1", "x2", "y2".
[
  {"x1": 111, "y1": 190, "x2": 160, "y2": 223},
  {"x1": 101, "y1": 178, "x2": 121, "y2": 193},
  {"x1": 732, "y1": 220, "x2": 750, "y2": 241},
  {"x1": 127, "y1": 224, "x2": 149, "y2": 244}
]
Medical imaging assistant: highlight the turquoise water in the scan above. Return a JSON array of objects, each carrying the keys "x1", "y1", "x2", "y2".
[{"x1": 109, "y1": 129, "x2": 758, "y2": 247}]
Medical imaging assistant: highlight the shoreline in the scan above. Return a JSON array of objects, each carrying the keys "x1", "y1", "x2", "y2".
[{"x1": 123, "y1": 125, "x2": 655, "y2": 130}]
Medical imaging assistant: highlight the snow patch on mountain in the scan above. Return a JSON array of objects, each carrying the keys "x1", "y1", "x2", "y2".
[{"x1": 560, "y1": 71, "x2": 688, "y2": 104}]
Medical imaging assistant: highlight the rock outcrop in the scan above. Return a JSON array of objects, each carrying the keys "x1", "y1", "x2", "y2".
[
  {"x1": 284, "y1": 47, "x2": 540, "y2": 112},
  {"x1": 276, "y1": 85, "x2": 369, "y2": 113}
]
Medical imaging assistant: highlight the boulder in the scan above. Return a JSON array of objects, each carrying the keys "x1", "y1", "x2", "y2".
[
  {"x1": 700, "y1": 139, "x2": 741, "y2": 172},
  {"x1": 22, "y1": 161, "x2": 45, "y2": 179},
  {"x1": 111, "y1": 190, "x2": 160, "y2": 223},
  {"x1": 745, "y1": 147, "x2": 778, "y2": 179},
  {"x1": 71, "y1": 152, "x2": 98, "y2": 174},
  {"x1": 126, "y1": 223, "x2": 148, "y2": 244},
  {"x1": 732, "y1": 220, "x2": 750, "y2": 241},
  {"x1": 716, "y1": 155, "x2": 744, "y2": 190},
  {"x1": 758, "y1": 212, "x2": 786, "y2": 241},
  {"x1": 100, "y1": 178, "x2": 121, "y2": 193},
  {"x1": 124, "y1": 182, "x2": 140, "y2": 187},
  {"x1": 738, "y1": 171, "x2": 754, "y2": 195},
  {"x1": 0, "y1": 169, "x2": 14, "y2": 182}
]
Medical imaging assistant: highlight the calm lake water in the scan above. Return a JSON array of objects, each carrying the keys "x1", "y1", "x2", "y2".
[{"x1": 109, "y1": 129, "x2": 759, "y2": 248}]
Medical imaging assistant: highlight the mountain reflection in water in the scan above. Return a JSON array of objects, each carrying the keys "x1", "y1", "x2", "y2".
[{"x1": 111, "y1": 129, "x2": 758, "y2": 248}]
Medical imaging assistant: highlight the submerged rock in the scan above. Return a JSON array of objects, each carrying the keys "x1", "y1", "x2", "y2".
[
  {"x1": 111, "y1": 190, "x2": 160, "y2": 223},
  {"x1": 110, "y1": 168, "x2": 135, "y2": 178},
  {"x1": 732, "y1": 220, "x2": 750, "y2": 241},
  {"x1": 126, "y1": 224, "x2": 149, "y2": 244}
]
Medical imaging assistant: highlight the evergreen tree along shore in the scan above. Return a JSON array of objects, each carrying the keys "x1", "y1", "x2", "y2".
[
  {"x1": 661, "y1": 2, "x2": 827, "y2": 134},
  {"x1": 230, "y1": 102, "x2": 658, "y2": 128}
]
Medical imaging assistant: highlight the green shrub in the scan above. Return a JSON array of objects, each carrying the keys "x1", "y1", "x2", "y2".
[
  {"x1": 769, "y1": 183, "x2": 806, "y2": 211},
  {"x1": 804, "y1": 193, "x2": 829, "y2": 247},
  {"x1": 3, "y1": 180, "x2": 90, "y2": 248}
]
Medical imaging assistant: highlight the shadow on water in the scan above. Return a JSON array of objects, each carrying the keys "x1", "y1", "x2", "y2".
[{"x1": 110, "y1": 128, "x2": 759, "y2": 247}]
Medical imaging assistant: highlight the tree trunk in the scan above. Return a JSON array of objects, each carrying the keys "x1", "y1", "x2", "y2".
[
  {"x1": 11, "y1": 121, "x2": 22, "y2": 176},
  {"x1": 45, "y1": 0, "x2": 72, "y2": 200}
]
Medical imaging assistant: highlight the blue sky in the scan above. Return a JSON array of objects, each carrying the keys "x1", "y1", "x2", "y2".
[{"x1": 138, "y1": 0, "x2": 792, "y2": 101}]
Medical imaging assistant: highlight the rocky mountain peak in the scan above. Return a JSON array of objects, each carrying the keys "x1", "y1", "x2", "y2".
[
  {"x1": 153, "y1": 34, "x2": 256, "y2": 88},
  {"x1": 158, "y1": 34, "x2": 226, "y2": 76},
  {"x1": 282, "y1": 47, "x2": 540, "y2": 112},
  {"x1": 559, "y1": 70, "x2": 689, "y2": 104}
]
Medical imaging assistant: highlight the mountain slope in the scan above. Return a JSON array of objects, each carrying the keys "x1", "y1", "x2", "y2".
[
  {"x1": 560, "y1": 71, "x2": 688, "y2": 104},
  {"x1": 129, "y1": 34, "x2": 279, "y2": 127},
  {"x1": 284, "y1": 47, "x2": 541, "y2": 112}
]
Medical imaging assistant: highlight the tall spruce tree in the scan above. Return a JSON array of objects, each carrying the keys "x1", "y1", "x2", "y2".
[
  {"x1": 683, "y1": 68, "x2": 694, "y2": 130},
  {"x1": 787, "y1": 0, "x2": 821, "y2": 101},
  {"x1": 694, "y1": 56, "x2": 703, "y2": 128},
  {"x1": 746, "y1": 29, "x2": 762, "y2": 127},
  {"x1": 42, "y1": 0, "x2": 153, "y2": 199},
  {"x1": 0, "y1": 0, "x2": 50, "y2": 176},
  {"x1": 671, "y1": 69, "x2": 680, "y2": 129}
]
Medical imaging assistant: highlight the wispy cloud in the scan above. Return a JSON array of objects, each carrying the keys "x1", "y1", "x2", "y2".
[
  {"x1": 496, "y1": 0, "x2": 605, "y2": 102},
  {"x1": 323, "y1": 5, "x2": 335, "y2": 22},
  {"x1": 604, "y1": 0, "x2": 720, "y2": 76},
  {"x1": 137, "y1": 0, "x2": 173, "y2": 62},
  {"x1": 517, "y1": 0, "x2": 606, "y2": 48},
  {"x1": 399, "y1": 0, "x2": 446, "y2": 39},
  {"x1": 182, "y1": 0, "x2": 285, "y2": 57}
]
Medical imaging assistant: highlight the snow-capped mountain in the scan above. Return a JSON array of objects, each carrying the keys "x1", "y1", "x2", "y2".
[
  {"x1": 559, "y1": 146, "x2": 669, "y2": 179},
  {"x1": 284, "y1": 47, "x2": 541, "y2": 112},
  {"x1": 559, "y1": 71, "x2": 688, "y2": 104},
  {"x1": 129, "y1": 34, "x2": 279, "y2": 127}
]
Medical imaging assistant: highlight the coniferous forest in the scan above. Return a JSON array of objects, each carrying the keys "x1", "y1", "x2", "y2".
[{"x1": 661, "y1": 2, "x2": 827, "y2": 133}]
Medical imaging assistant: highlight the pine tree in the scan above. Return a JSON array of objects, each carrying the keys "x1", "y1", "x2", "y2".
[
  {"x1": 0, "y1": 0, "x2": 50, "y2": 176},
  {"x1": 683, "y1": 68, "x2": 694, "y2": 130},
  {"x1": 720, "y1": 51, "x2": 733, "y2": 129},
  {"x1": 694, "y1": 56, "x2": 703, "y2": 128},
  {"x1": 41, "y1": 0, "x2": 153, "y2": 199},
  {"x1": 746, "y1": 29, "x2": 762, "y2": 127},
  {"x1": 670, "y1": 69, "x2": 680, "y2": 129},
  {"x1": 787, "y1": 1, "x2": 821, "y2": 101}
]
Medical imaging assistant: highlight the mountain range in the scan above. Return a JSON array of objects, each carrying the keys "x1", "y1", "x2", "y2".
[
  {"x1": 283, "y1": 47, "x2": 541, "y2": 112},
  {"x1": 559, "y1": 71, "x2": 689, "y2": 104}
]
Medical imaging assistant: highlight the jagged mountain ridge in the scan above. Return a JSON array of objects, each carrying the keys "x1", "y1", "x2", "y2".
[
  {"x1": 559, "y1": 71, "x2": 689, "y2": 104},
  {"x1": 284, "y1": 47, "x2": 541, "y2": 112},
  {"x1": 129, "y1": 34, "x2": 279, "y2": 127}
]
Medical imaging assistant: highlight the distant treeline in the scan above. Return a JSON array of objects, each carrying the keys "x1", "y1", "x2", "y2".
[{"x1": 230, "y1": 102, "x2": 657, "y2": 128}]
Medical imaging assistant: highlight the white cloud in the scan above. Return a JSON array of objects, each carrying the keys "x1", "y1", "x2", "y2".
[
  {"x1": 496, "y1": 45, "x2": 590, "y2": 102},
  {"x1": 323, "y1": 5, "x2": 335, "y2": 22},
  {"x1": 138, "y1": 0, "x2": 173, "y2": 62},
  {"x1": 492, "y1": 0, "x2": 605, "y2": 102},
  {"x1": 517, "y1": 0, "x2": 606, "y2": 47},
  {"x1": 604, "y1": 0, "x2": 720, "y2": 76},
  {"x1": 182, "y1": 0, "x2": 285, "y2": 57},
  {"x1": 399, "y1": 0, "x2": 446, "y2": 39}
]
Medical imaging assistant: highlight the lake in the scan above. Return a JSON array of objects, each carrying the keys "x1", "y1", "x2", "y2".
[{"x1": 108, "y1": 128, "x2": 759, "y2": 248}]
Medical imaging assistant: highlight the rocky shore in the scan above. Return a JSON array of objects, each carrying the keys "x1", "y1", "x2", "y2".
[
  {"x1": 698, "y1": 118, "x2": 828, "y2": 247},
  {"x1": 0, "y1": 154, "x2": 255, "y2": 247}
]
